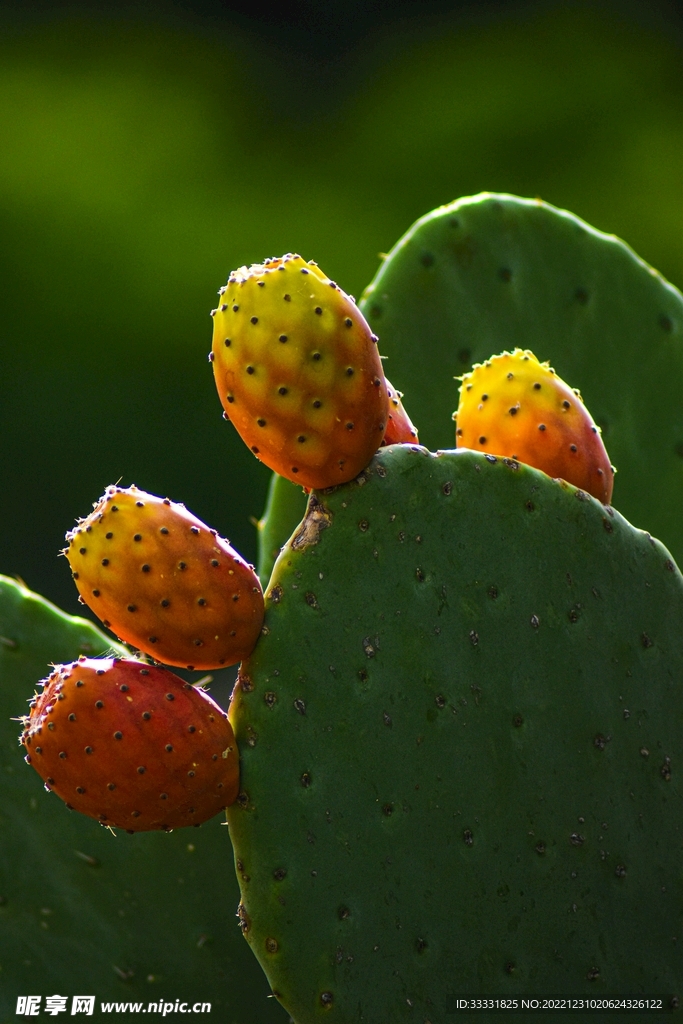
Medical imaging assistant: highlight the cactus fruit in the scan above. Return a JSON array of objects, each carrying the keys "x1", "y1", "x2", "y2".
[
  {"x1": 65, "y1": 485, "x2": 264, "y2": 670},
  {"x1": 20, "y1": 656, "x2": 239, "y2": 831},
  {"x1": 455, "y1": 348, "x2": 613, "y2": 502},
  {"x1": 229, "y1": 445, "x2": 683, "y2": 1019},
  {"x1": 381, "y1": 377, "x2": 419, "y2": 446},
  {"x1": 210, "y1": 254, "x2": 389, "y2": 489}
]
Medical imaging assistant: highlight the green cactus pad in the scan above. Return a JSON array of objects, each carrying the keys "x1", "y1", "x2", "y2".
[
  {"x1": 257, "y1": 472, "x2": 309, "y2": 587},
  {"x1": 228, "y1": 446, "x2": 683, "y2": 1022},
  {"x1": 359, "y1": 193, "x2": 683, "y2": 566},
  {"x1": 0, "y1": 575, "x2": 286, "y2": 1021}
]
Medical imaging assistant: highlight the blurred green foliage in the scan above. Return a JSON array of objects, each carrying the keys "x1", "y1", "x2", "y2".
[{"x1": 0, "y1": 3, "x2": 681, "y2": 621}]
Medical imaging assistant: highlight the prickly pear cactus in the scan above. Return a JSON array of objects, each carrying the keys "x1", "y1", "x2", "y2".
[
  {"x1": 359, "y1": 192, "x2": 683, "y2": 565},
  {"x1": 228, "y1": 446, "x2": 683, "y2": 1021},
  {"x1": 0, "y1": 575, "x2": 286, "y2": 1022},
  {"x1": 6, "y1": 193, "x2": 683, "y2": 1022}
]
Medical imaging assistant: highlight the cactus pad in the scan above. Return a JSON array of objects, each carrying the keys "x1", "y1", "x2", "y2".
[
  {"x1": 256, "y1": 471, "x2": 310, "y2": 586},
  {"x1": 228, "y1": 446, "x2": 682, "y2": 1021},
  {"x1": 359, "y1": 193, "x2": 683, "y2": 564}
]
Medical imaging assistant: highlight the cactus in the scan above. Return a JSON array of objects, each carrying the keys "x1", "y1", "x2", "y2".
[
  {"x1": 0, "y1": 575, "x2": 285, "y2": 1021},
  {"x1": 4, "y1": 194, "x2": 683, "y2": 1020},
  {"x1": 227, "y1": 445, "x2": 682, "y2": 1020}
]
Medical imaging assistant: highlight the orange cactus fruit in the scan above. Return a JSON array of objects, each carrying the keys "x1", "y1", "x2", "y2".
[
  {"x1": 65, "y1": 485, "x2": 264, "y2": 670},
  {"x1": 454, "y1": 349, "x2": 613, "y2": 503},
  {"x1": 20, "y1": 657, "x2": 240, "y2": 831},
  {"x1": 210, "y1": 254, "x2": 388, "y2": 489},
  {"x1": 381, "y1": 378, "x2": 419, "y2": 446}
]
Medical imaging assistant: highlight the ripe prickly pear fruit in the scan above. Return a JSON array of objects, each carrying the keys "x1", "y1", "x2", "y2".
[
  {"x1": 20, "y1": 657, "x2": 239, "y2": 831},
  {"x1": 381, "y1": 377, "x2": 419, "y2": 445},
  {"x1": 65, "y1": 485, "x2": 264, "y2": 670},
  {"x1": 455, "y1": 348, "x2": 613, "y2": 503},
  {"x1": 210, "y1": 254, "x2": 388, "y2": 489}
]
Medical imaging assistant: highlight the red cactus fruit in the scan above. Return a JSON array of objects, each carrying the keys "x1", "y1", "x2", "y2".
[
  {"x1": 20, "y1": 657, "x2": 239, "y2": 832},
  {"x1": 454, "y1": 349, "x2": 614, "y2": 503},
  {"x1": 211, "y1": 254, "x2": 388, "y2": 489},
  {"x1": 65, "y1": 485, "x2": 264, "y2": 670},
  {"x1": 381, "y1": 378, "x2": 419, "y2": 446}
]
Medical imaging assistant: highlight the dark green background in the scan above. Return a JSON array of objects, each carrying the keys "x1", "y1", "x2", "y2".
[{"x1": 1, "y1": 0, "x2": 681, "y2": 615}]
